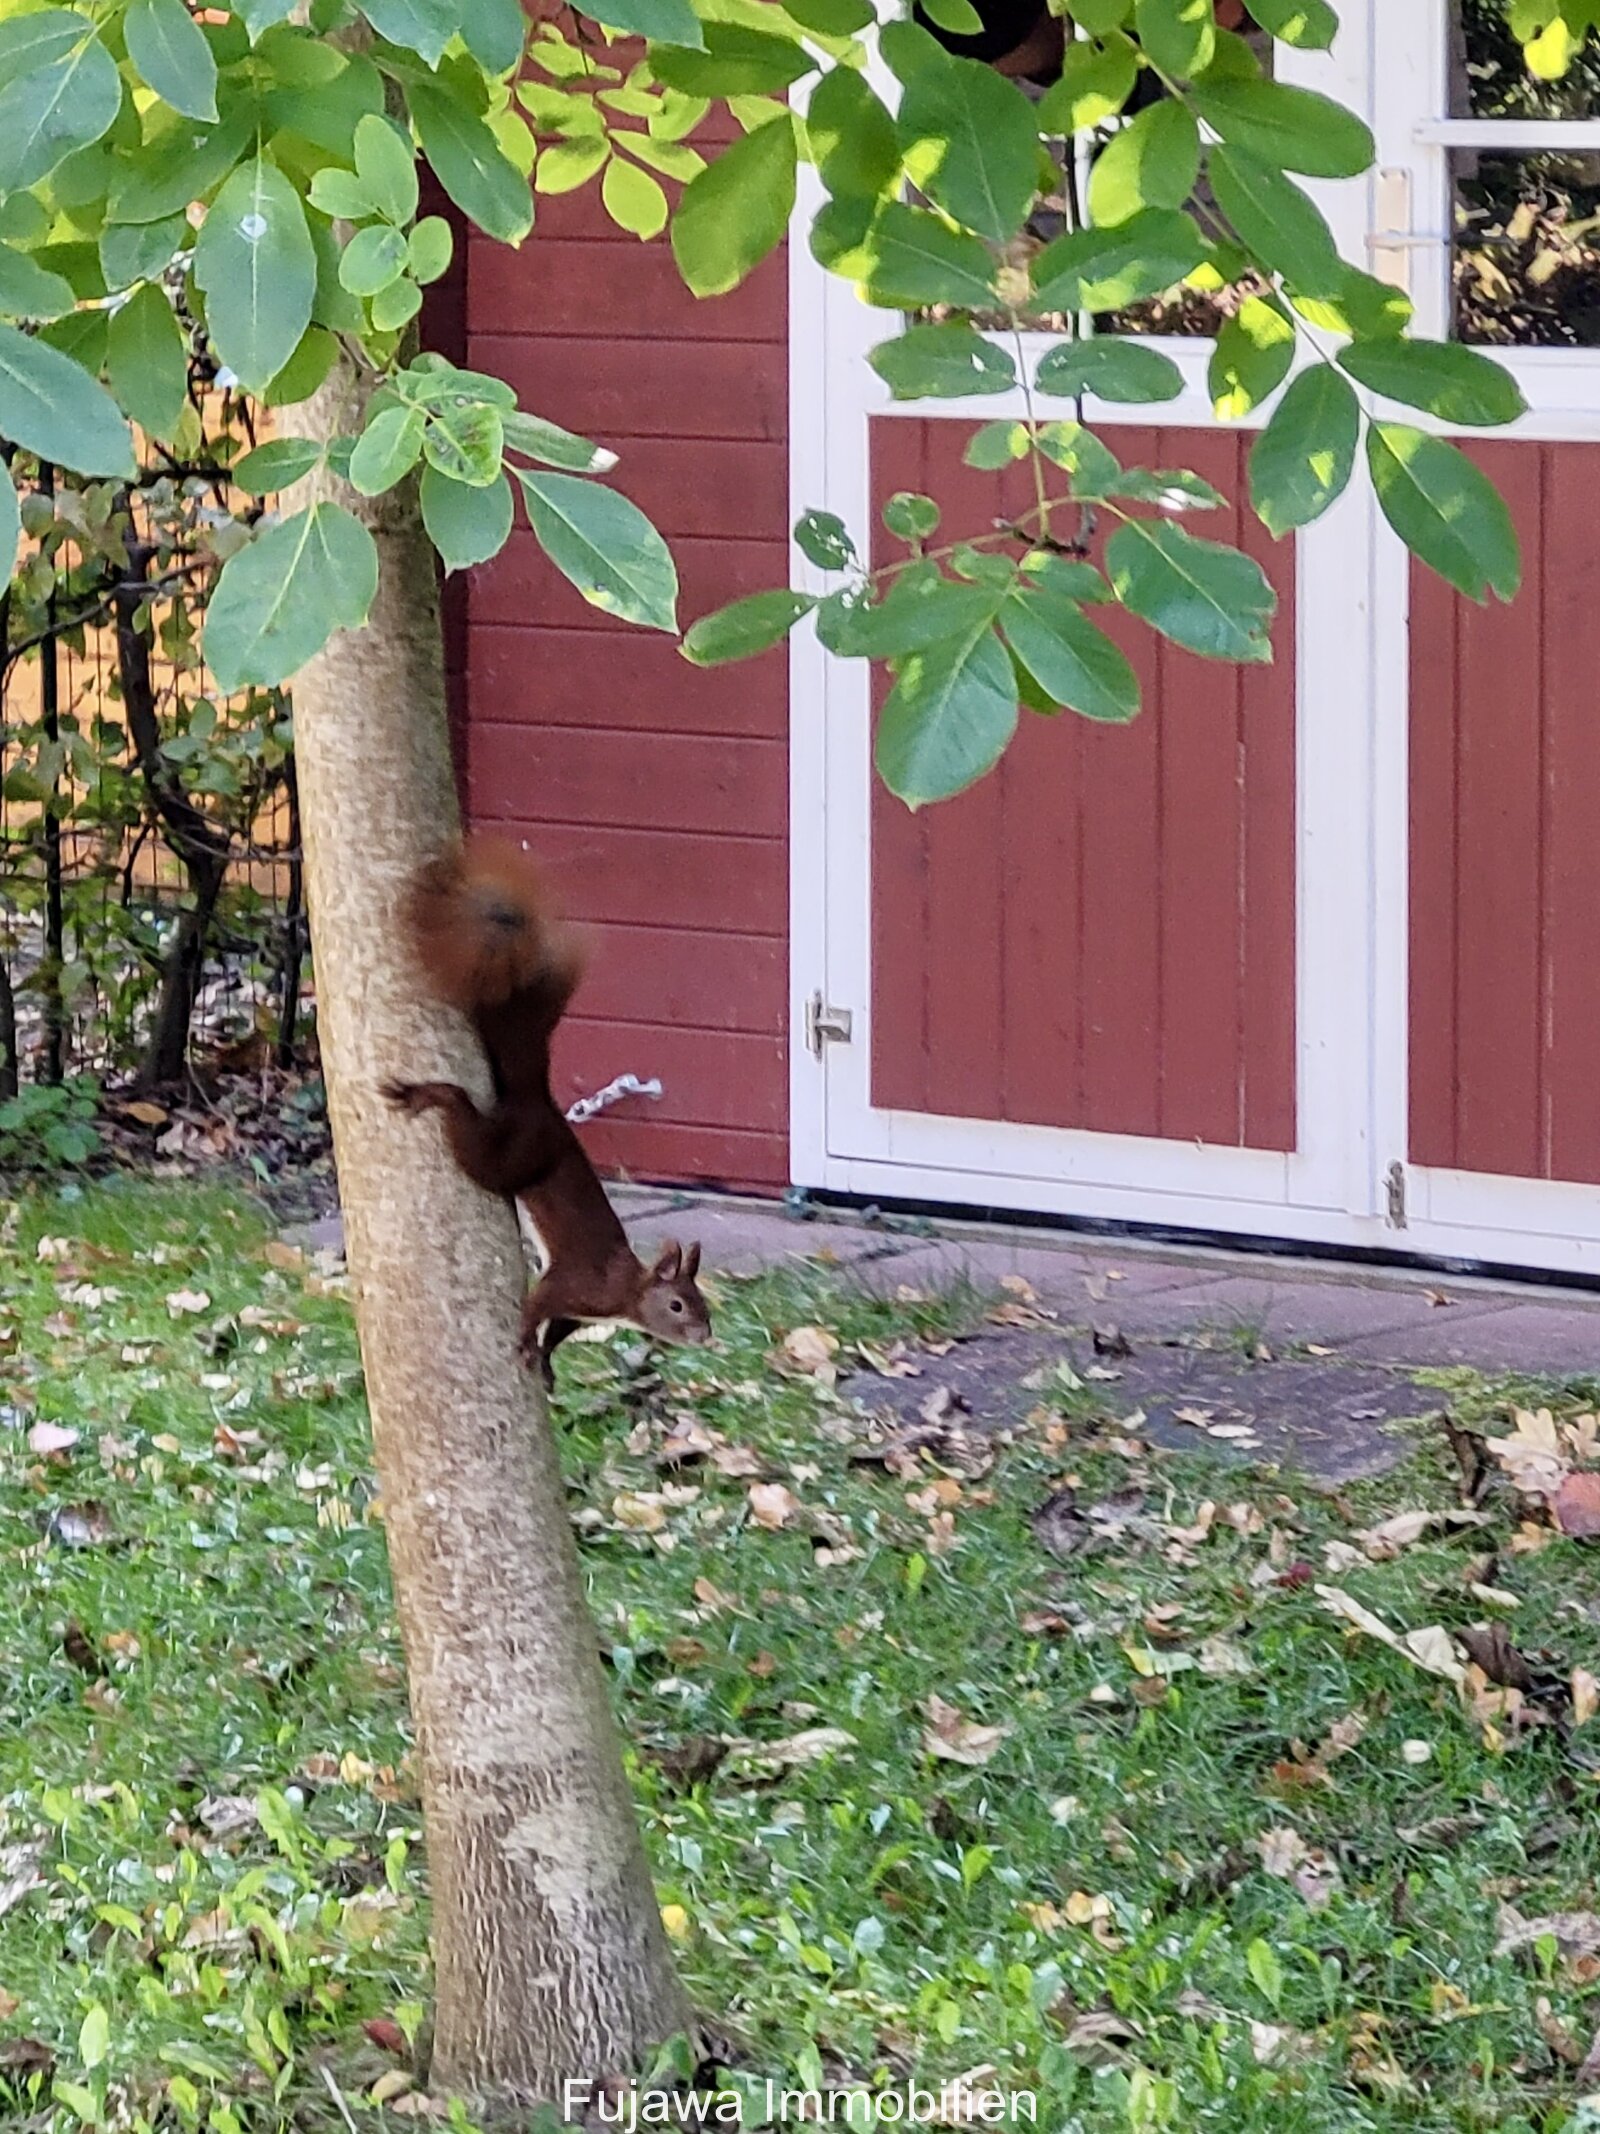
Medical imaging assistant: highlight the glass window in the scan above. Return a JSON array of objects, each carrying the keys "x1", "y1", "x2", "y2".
[{"x1": 1451, "y1": 0, "x2": 1600, "y2": 119}]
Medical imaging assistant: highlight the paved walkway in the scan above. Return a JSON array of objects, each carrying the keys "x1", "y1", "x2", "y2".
[
  {"x1": 615, "y1": 1189, "x2": 1600, "y2": 1380},
  {"x1": 294, "y1": 1187, "x2": 1600, "y2": 1380}
]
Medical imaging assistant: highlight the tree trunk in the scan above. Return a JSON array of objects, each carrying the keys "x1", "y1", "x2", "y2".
[{"x1": 288, "y1": 364, "x2": 692, "y2": 2110}]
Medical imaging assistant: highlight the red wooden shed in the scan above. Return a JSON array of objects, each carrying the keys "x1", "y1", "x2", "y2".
[{"x1": 443, "y1": 1, "x2": 1600, "y2": 1282}]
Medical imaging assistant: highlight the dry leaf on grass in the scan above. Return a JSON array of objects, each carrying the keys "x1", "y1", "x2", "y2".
[
  {"x1": 26, "y1": 1421, "x2": 78, "y2": 1455},
  {"x1": 778, "y1": 1326, "x2": 839, "y2": 1381},
  {"x1": 1495, "y1": 1905, "x2": 1600, "y2": 1960},
  {"x1": 922, "y1": 1693, "x2": 1011, "y2": 1767},
  {"x1": 747, "y1": 1481, "x2": 802, "y2": 1530},
  {"x1": 0, "y1": 1844, "x2": 42, "y2": 1918},
  {"x1": 1556, "y1": 1471, "x2": 1600, "y2": 1539},
  {"x1": 164, "y1": 1289, "x2": 211, "y2": 1317},
  {"x1": 726, "y1": 1727, "x2": 856, "y2": 1773},
  {"x1": 1573, "y1": 1668, "x2": 1598, "y2": 1727},
  {"x1": 1316, "y1": 1585, "x2": 1466, "y2": 1685}
]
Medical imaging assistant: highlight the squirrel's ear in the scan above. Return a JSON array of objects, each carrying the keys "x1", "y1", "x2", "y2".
[
  {"x1": 684, "y1": 1242, "x2": 701, "y2": 1279},
  {"x1": 652, "y1": 1241, "x2": 682, "y2": 1279}
]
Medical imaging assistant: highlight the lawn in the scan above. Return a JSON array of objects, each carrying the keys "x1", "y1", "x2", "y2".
[{"x1": 1, "y1": 1180, "x2": 1599, "y2": 2132}]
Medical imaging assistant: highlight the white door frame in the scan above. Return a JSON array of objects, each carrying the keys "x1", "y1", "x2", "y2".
[{"x1": 789, "y1": 2, "x2": 1600, "y2": 1276}]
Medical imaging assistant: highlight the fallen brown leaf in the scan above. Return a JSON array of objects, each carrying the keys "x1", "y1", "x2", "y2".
[
  {"x1": 922, "y1": 1693, "x2": 1010, "y2": 1767},
  {"x1": 747, "y1": 1481, "x2": 802, "y2": 1530},
  {"x1": 1495, "y1": 1906, "x2": 1600, "y2": 1960},
  {"x1": 1556, "y1": 1470, "x2": 1600, "y2": 1539}
]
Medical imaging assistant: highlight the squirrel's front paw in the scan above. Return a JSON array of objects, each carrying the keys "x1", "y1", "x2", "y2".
[{"x1": 379, "y1": 1078, "x2": 421, "y2": 1111}]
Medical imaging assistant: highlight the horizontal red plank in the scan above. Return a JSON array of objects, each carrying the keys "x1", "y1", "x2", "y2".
[
  {"x1": 469, "y1": 236, "x2": 785, "y2": 344},
  {"x1": 465, "y1": 625, "x2": 787, "y2": 739},
  {"x1": 473, "y1": 532, "x2": 788, "y2": 631},
  {"x1": 588, "y1": 435, "x2": 787, "y2": 540},
  {"x1": 468, "y1": 726, "x2": 786, "y2": 837},
  {"x1": 571, "y1": 922, "x2": 785, "y2": 1034},
  {"x1": 473, "y1": 817, "x2": 787, "y2": 933},
  {"x1": 585, "y1": 1117, "x2": 789, "y2": 1193},
  {"x1": 468, "y1": 334, "x2": 786, "y2": 443},
  {"x1": 554, "y1": 1020, "x2": 787, "y2": 1133}
]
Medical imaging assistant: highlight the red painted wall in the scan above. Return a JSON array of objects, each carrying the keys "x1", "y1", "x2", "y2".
[
  {"x1": 459, "y1": 175, "x2": 790, "y2": 1192},
  {"x1": 870, "y1": 420, "x2": 1297, "y2": 1151},
  {"x1": 1410, "y1": 439, "x2": 1600, "y2": 1184}
]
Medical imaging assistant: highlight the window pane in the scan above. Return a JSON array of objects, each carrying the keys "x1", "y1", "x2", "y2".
[
  {"x1": 1454, "y1": 149, "x2": 1600, "y2": 346},
  {"x1": 1451, "y1": 0, "x2": 1600, "y2": 120}
]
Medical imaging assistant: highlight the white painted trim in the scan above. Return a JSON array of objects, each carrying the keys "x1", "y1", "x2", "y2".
[
  {"x1": 786, "y1": 0, "x2": 1600, "y2": 1278},
  {"x1": 1417, "y1": 119, "x2": 1600, "y2": 148}
]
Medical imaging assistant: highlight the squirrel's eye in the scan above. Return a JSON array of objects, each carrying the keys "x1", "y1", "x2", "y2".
[{"x1": 670, "y1": 1298, "x2": 684, "y2": 1313}]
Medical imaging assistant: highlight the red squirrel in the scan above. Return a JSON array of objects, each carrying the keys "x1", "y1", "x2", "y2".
[{"x1": 381, "y1": 837, "x2": 712, "y2": 1386}]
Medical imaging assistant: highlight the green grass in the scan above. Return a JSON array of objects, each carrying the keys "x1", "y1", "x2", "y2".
[{"x1": 2, "y1": 1181, "x2": 1600, "y2": 2132}]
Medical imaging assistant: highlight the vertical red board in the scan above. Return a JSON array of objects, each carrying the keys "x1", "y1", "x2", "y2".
[
  {"x1": 867, "y1": 418, "x2": 1297, "y2": 1151},
  {"x1": 1410, "y1": 439, "x2": 1600, "y2": 1185}
]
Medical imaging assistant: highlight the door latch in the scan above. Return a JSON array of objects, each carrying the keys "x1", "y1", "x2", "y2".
[
  {"x1": 1385, "y1": 1160, "x2": 1408, "y2": 1230},
  {"x1": 805, "y1": 991, "x2": 853, "y2": 1057}
]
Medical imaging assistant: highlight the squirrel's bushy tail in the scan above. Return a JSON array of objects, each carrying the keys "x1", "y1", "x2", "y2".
[{"x1": 403, "y1": 835, "x2": 585, "y2": 1036}]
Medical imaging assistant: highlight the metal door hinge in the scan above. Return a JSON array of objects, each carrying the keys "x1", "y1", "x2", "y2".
[
  {"x1": 1385, "y1": 1160, "x2": 1408, "y2": 1230},
  {"x1": 805, "y1": 991, "x2": 853, "y2": 1057}
]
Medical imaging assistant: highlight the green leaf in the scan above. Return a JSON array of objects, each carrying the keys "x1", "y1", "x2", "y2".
[
  {"x1": 0, "y1": 456, "x2": 17, "y2": 580},
  {"x1": 349, "y1": 403, "x2": 425, "y2": 494},
  {"x1": 898, "y1": 58, "x2": 1040, "y2": 243},
  {"x1": 822, "y1": 566, "x2": 1004, "y2": 658},
  {"x1": 1111, "y1": 466, "x2": 1224, "y2": 509},
  {"x1": 783, "y1": 0, "x2": 873, "y2": 32},
  {"x1": 407, "y1": 216, "x2": 453, "y2": 285},
  {"x1": 1209, "y1": 293, "x2": 1295, "y2": 418},
  {"x1": 502, "y1": 408, "x2": 613, "y2": 473},
  {"x1": 1247, "y1": 0, "x2": 1337, "y2": 47},
  {"x1": 1134, "y1": 0, "x2": 1215, "y2": 77},
  {"x1": 1290, "y1": 264, "x2": 1410, "y2": 339},
  {"x1": 860, "y1": 202, "x2": 997, "y2": 308},
  {"x1": 806, "y1": 65, "x2": 901, "y2": 202},
  {"x1": 423, "y1": 399, "x2": 502, "y2": 486},
  {"x1": 207, "y1": 502, "x2": 380, "y2": 690},
  {"x1": 870, "y1": 322, "x2": 1017, "y2": 400},
  {"x1": 1193, "y1": 79, "x2": 1372, "y2": 177},
  {"x1": 0, "y1": 319, "x2": 133, "y2": 476},
  {"x1": 672, "y1": 115, "x2": 796, "y2": 297},
  {"x1": 615, "y1": 132, "x2": 704, "y2": 183},
  {"x1": 0, "y1": 10, "x2": 90, "y2": 82},
  {"x1": 876, "y1": 621, "x2": 1018, "y2": 806},
  {"x1": 194, "y1": 157, "x2": 316, "y2": 394},
  {"x1": 339, "y1": 224, "x2": 408, "y2": 296},
  {"x1": 1366, "y1": 422, "x2": 1520, "y2": 603},
  {"x1": 920, "y1": 0, "x2": 984, "y2": 30},
  {"x1": 0, "y1": 24, "x2": 121, "y2": 191},
  {"x1": 682, "y1": 588, "x2": 817, "y2": 665},
  {"x1": 1035, "y1": 36, "x2": 1139, "y2": 133},
  {"x1": 359, "y1": 0, "x2": 458, "y2": 65},
  {"x1": 1207, "y1": 143, "x2": 1341, "y2": 294},
  {"x1": 650, "y1": 25, "x2": 814, "y2": 97},
  {"x1": 965, "y1": 419, "x2": 1028, "y2": 469},
  {"x1": 108, "y1": 109, "x2": 251, "y2": 226},
  {"x1": 354, "y1": 113, "x2": 418, "y2": 226},
  {"x1": 884, "y1": 491, "x2": 940, "y2": 540},
  {"x1": 458, "y1": 0, "x2": 526, "y2": 73},
  {"x1": 1107, "y1": 516, "x2": 1275, "y2": 660},
  {"x1": 421, "y1": 464, "x2": 514, "y2": 569},
  {"x1": 1087, "y1": 98, "x2": 1199, "y2": 226},
  {"x1": 126, "y1": 0, "x2": 217, "y2": 121},
  {"x1": 1021, "y1": 552, "x2": 1115, "y2": 603},
  {"x1": 602, "y1": 156, "x2": 668, "y2": 239},
  {"x1": 78, "y1": 2006, "x2": 110, "y2": 2071},
  {"x1": 795, "y1": 508, "x2": 857, "y2": 571},
  {"x1": 1247, "y1": 1939, "x2": 1286, "y2": 2010},
  {"x1": 1338, "y1": 337, "x2": 1527, "y2": 428},
  {"x1": 308, "y1": 165, "x2": 373, "y2": 221},
  {"x1": 1030, "y1": 208, "x2": 1206, "y2": 314},
  {"x1": 1001, "y1": 584, "x2": 1140, "y2": 722},
  {"x1": 0, "y1": 243, "x2": 75, "y2": 320},
  {"x1": 412, "y1": 82, "x2": 533, "y2": 245},
  {"x1": 232, "y1": 436, "x2": 323, "y2": 493},
  {"x1": 518, "y1": 469, "x2": 678, "y2": 631},
  {"x1": 370, "y1": 276, "x2": 422, "y2": 331},
  {"x1": 262, "y1": 324, "x2": 337, "y2": 406},
  {"x1": 1248, "y1": 362, "x2": 1358, "y2": 534},
  {"x1": 107, "y1": 281, "x2": 187, "y2": 436},
  {"x1": 37, "y1": 305, "x2": 108, "y2": 376},
  {"x1": 1033, "y1": 420, "x2": 1122, "y2": 496},
  {"x1": 100, "y1": 213, "x2": 187, "y2": 292},
  {"x1": 579, "y1": 0, "x2": 703, "y2": 44},
  {"x1": 536, "y1": 137, "x2": 609, "y2": 196},
  {"x1": 1035, "y1": 337, "x2": 1184, "y2": 404}
]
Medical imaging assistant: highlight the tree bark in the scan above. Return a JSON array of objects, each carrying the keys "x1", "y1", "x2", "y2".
[{"x1": 285, "y1": 362, "x2": 691, "y2": 2111}]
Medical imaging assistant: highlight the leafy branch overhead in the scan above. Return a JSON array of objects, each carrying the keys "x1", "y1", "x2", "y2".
[{"x1": 0, "y1": 0, "x2": 1541, "y2": 807}]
